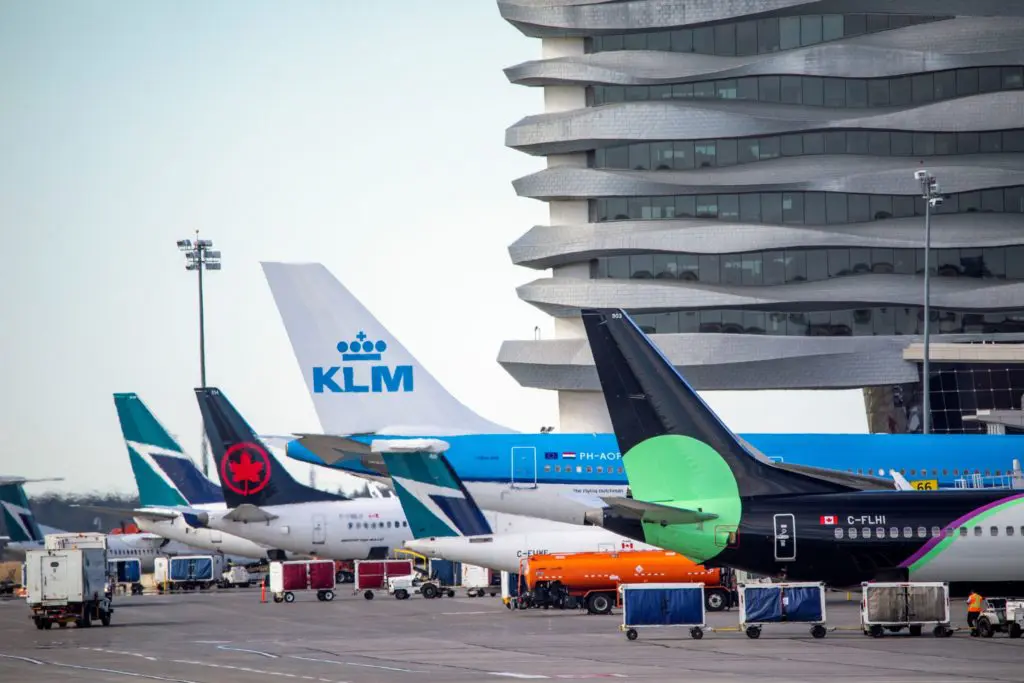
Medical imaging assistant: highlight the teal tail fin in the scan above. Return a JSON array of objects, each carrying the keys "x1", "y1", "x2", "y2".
[
  {"x1": 0, "y1": 480, "x2": 42, "y2": 543},
  {"x1": 371, "y1": 439, "x2": 492, "y2": 539}
]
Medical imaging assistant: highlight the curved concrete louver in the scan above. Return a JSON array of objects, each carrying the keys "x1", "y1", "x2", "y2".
[
  {"x1": 506, "y1": 92, "x2": 1024, "y2": 155},
  {"x1": 516, "y1": 275, "x2": 1024, "y2": 317},
  {"x1": 506, "y1": 43, "x2": 1024, "y2": 87},
  {"x1": 508, "y1": 214, "x2": 1024, "y2": 269},
  {"x1": 495, "y1": 331, "x2": 1024, "y2": 391},
  {"x1": 512, "y1": 157, "x2": 1024, "y2": 200},
  {"x1": 497, "y1": 0, "x2": 1024, "y2": 38}
]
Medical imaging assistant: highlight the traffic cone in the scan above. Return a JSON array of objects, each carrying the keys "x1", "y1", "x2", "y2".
[{"x1": 261, "y1": 582, "x2": 266, "y2": 603}]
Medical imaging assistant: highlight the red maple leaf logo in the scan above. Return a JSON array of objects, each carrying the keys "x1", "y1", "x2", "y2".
[{"x1": 220, "y1": 442, "x2": 271, "y2": 496}]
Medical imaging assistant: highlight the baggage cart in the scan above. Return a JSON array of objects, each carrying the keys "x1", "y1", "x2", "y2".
[
  {"x1": 462, "y1": 564, "x2": 496, "y2": 597},
  {"x1": 353, "y1": 559, "x2": 414, "y2": 599},
  {"x1": 107, "y1": 558, "x2": 143, "y2": 596},
  {"x1": 860, "y1": 581, "x2": 953, "y2": 637},
  {"x1": 619, "y1": 582, "x2": 706, "y2": 641},
  {"x1": 269, "y1": 560, "x2": 336, "y2": 603},
  {"x1": 738, "y1": 582, "x2": 828, "y2": 639}
]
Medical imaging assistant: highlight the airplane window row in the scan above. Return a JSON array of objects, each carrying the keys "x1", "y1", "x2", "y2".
[
  {"x1": 834, "y1": 525, "x2": 1023, "y2": 540},
  {"x1": 346, "y1": 520, "x2": 408, "y2": 530},
  {"x1": 109, "y1": 548, "x2": 156, "y2": 556},
  {"x1": 543, "y1": 464, "x2": 624, "y2": 475},
  {"x1": 846, "y1": 468, "x2": 1006, "y2": 477}
]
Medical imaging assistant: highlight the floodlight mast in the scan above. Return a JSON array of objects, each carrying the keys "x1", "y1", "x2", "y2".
[
  {"x1": 914, "y1": 169, "x2": 942, "y2": 435},
  {"x1": 177, "y1": 231, "x2": 222, "y2": 476}
]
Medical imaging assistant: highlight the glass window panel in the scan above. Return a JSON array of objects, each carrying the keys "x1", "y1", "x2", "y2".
[
  {"x1": 868, "y1": 79, "x2": 890, "y2": 106},
  {"x1": 984, "y1": 247, "x2": 1005, "y2": 277},
  {"x1": 694, "y1": 141, "x2": 716, "y2": 168},
  {"x1": 651, "y1": 196, "x2": 675, "y2": 219},
  {"x1": 913, "y1": 133, "x2": 935, "y2": 156},
  {"x1": 671, "y1": 29, "x2": 693, "y2": 52},
  {"x1": 603, "y1": 86, "x2": 625, "y2": 103},
  {"x1": 693, "y1": 81, "x2": 715, "y2": 99},
  {"x1": 805, "y1": 192, "x2": 826, "y2": 224},
  {"x1": 980, "y1": 132, "x2": 1002, "y2": 153},
  {"x1": 650, "y1": 142, "x2": 674, "y2": 170},
  {"x1": 602, "y1": 35, "x2": 623, "y2": 51},
  {"x1": 627, "y1": 198, "x2": 645, "y2": 219},
  {"x1": 759, "y1": 76, "x2": 781, "y2": 103},
  {"x1": 893, "y1": 250, "x2": 914, "y2": 274},
  {"x1": 736, "y1": 21, "x2": 758, "y2": 56},
  {"x1": 826, "y1": 193, "x2": 848, "y2": 224},
  {"x1": 672, "y1": 83, "x2": 694, "y2": 99},
  {"x1": 605, "y1": 145, "x2": 629, "y2": 169},
  {"x1": 889, "y1": 76, "x2": 912, "y2": 106},
  {"x1": 592, "y1": 148, "x2": 605, "y2": 167},
  {"x1": 1002, "y1": 66, "x2": 1024, "y2": 89},
  {"x1": 719, "y1": 194, "x2": 740, "y2": 220},
  {"x1": 786, "y1": 250, "x2": 807, "y2": 282},
  {"x1": 647, "y1": 32, "x2": 670, "y2": 51},
  {"x1": 1009, "y1": 247, "x2": 1024, "y2": 278},
  {"x1": 935, "y1": 133, "x2": 956, "y2": 155},
  {"x1": 866, "y1": 15, "x2": 888, "y2": 32},
  {"x1": 607, "y1": 256, "x2": 629, "y2": 278},
  {"x1": 893, "y1": 196, "x2": 915, "y2": 218},
  {"x1": 590, "y1": 86, "x2": 604, "y2": 106},
  {"x1": 737, "y1": 77, "x2": 759, "y2": 100},
  {"x1": 715, "y1": 24, "x2": 736, "y2": 56},
  {"x1": 673, "y1": 141, "x2": 695, "y2": 170},
  {"x1": 846, "y1": 80, "x2": 868, "y2": 107},
  {"x1": 825, "y1": 131, "x2": 846, "y2": 154},
  {"x1": 849, "y1": 195, "x2": 871, "y2": 223},
  {"x1": 759, "y1": 136, "x2": 780, "y2": 160},
  {"x1": 652, "y1": 254, "x2": 677, "y2": 278},
  {"x1": 738, "y1": 138, "x2": 759, "y2": 164},
  {"x1": 764, "y1": 251, "x2": 786, "y2": 285},
  {"x1": 740, "y1": 193, "x2": 761, "y2": 222},
  {"x1": 912, "y1": 74, "x2": 934, "y2": 103},
  {"x1": 822, "y1": 15, "x2": 844, "y2": 41},
  {"x1": 693, "y1": 27, "x2": 714, "y2": 54},
  {"x1": 979, "y1": 67, "x2": 1001, "y2": 93},
  {"x1": 868, "y1": 131, "x2": 890, "y2": 155},
  {"x1": 845, "y1": 14, "x2": 867, "y2": 36},
  {"x1": 1006, "y1": 131, "x2": 1024, "y2": 153},
  {"x1": 696, "y1": 195, "x2": 718, "y2": 218},
  {"x1": 629, "y1": 143, "x2": 650, "y2": 170},
  {"x1": 623, "y1": 33, "x2": 647, "y2": 50},
  {"x1": 758, "y1": 18, "x2": 779, "y2": 53},
  {"x1": 934, "y1": 71, "x2": 956, "y2": 99},
  {"x1": 807, "y1": 251, "x2": 828, "y2": 281},
  {"x1": 699, "y1": 254, "x2": 720, "y2": 283},
  {"x1": 961, "y1": 191, "x2": 981, "y2": 213},
  {"x1": 762, "y1": 193, "x2": 783, "y2": 223},
  {"x1": 780, "y1": 17, "x2": 801, "y2": 50},
  {"x1": 677, "y1": 254, "x2": 697, "y2": 280},
  {"x1": 958, "y1": 132, "x2": 980, "y2": 154},
  {"x1": 803, "y1": 77, "x2": 824, "y2": 106},
  {"x1": 871, "y1": 195, "x2": 893, "y2": 220},
  {"x1": 675, "y1": 195, "x2": 695, "y2": 217},
  {"x1": 742, "y1": 255, "x2": 762, "y2": 285},
  {"x1": 780, "y1": 76, "x2": 802, "y2": 104},
  {"x1": 781, "y1": 134, "x2": 803, "y2": 156},
  {"x1": 891, "y1": 132, "x2": 913, "y2": 156},
  {"x1": 804, "y1": 132, "x2": 825, "y2": 154},
  {"x1": 722, "y1": 255, "x2": 742, "y2": 285},
  {"x1": 630, "y1": 254, "x2": 653, "y2": 277},
  {"x1": 801, "y1": 16, "x2": 822, "y2": 46},
  {"x1": 871, "y1": 248, "x2": 894, "y2": 274},
  {"x1": 649, "y1": 84, "x2": 672, "y2": 100},
  {"x1": 957, "y1": 68, "x2": 979, "y2": 96},
  {"x1": 847, "y1": 131, "x2": 869, "y2": 154},
  {"x1": 982, "y1": 189, "x2": 1004, "y2": 213},
  {"x1": 824, "y1": 78, "x2": 846, "y2": 107},
  {"x1": 716, "y1": 80, "x2": 738, "y2": 99},
  {"x1": 625, "y1": 86, "x2": 648, "y2": 101},
  {"x1": 717, "y1": 139, "x2": 738, "y2": 167},
  {"x1": 606, "y1": 198, "x2": 629, "y2": 220},
  {"x1": 782, "y1": 192, "x2": 804, "y2": 224}
]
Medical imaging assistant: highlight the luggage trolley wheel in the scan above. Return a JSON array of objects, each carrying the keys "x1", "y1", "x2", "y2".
[
  {"x1": 322, "y1": 589, "x2": 334, "y2": 602},
  {"x1": 273, "y1": 594, "x2": 284, "y2": 603},
  {"x1": 446, "y1": 589, "x2": 455, "y2": 598},
  {"x1": 745, "y1": 626, "x2": 761, "y2": 639},
  {"x1": 810, "y1": 624, "x2": 827, "y2": 639},
  {"x1": 625, "y1": 628, "x2": 638, "y2": 641},
  {"x1": 316, "y1": 591, "x2": 324, "y2": 602},
  {"x1": 364, "y1": 590, "x2": 374, "y2": 600},
  {"x1": 283, "y1": 592, "x2": 295, "y2": 603},
  {"x1": 690, "y1": 627, "x2": 704, "y2": 640},
  {"x1": 933, "y1": 624, "x2": 953, "y2": 638}
]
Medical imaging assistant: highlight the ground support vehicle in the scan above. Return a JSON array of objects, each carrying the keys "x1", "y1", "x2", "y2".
[
  {"x1": 334, "y1": 560, "x2": 355, "y2": 584},
  {"x1": 354, "y1": 559, "x2": 414, "y2": 599},
  {"x1": 106, "y1": 558, "x2": 143, "y2": 596},
  {"x1": 462, "y1": 564, "x2": 497, "y2": 597},
  {"x1": 619, "y1": 583, "x2": 706, "y2": 641},
  {"x1": 155, "y1": 555, "x2": 224, "y2": 592},
  {"x1": 860, "y1": 581, "x2": 953, "y2": 638},
  {"x1": 387, "y1": 572, "x2": 456, "y2": 600},
  {"x1": 269, "y1": 560, "x2": 336, "y2": 603},
  {"x1": 219, "y1": 565, "x2": 258, "y2": 588},
  {"x1": 973, "y1": 598, "x2": 1024, "y2": 638},
  {"x1": 738, "y1": 582, "x2": 828, "y2": 639},
  {"x1": 26, "y1": 539, "x2": 112, "y2": 630}
]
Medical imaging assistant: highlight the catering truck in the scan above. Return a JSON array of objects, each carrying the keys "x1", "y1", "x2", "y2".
[
  {"x1": 515, "y1": 550, "x2": 734, "y2": 616},
  {"x1": 25, "y1": 533, "x2": 112, "y2": 629}
]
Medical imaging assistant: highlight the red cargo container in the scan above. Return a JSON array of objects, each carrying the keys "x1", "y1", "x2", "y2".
[
  {"x1": 308, "y1": 561, "x2": 335, "y2": 590},
  {"x1": 354, "y1": 559, "x2": 414, "y2": 599},
  {"x1": 269, "y1": 560, "x2": 337, "y2": 603}
]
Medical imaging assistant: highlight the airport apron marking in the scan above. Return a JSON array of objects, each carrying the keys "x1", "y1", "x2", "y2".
[{"x1": 901, "y1": 493, "x2": 1024, "y2": 572}]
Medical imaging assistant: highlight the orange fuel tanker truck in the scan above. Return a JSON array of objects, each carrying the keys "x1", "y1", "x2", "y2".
[{"x1": 514, "y1": 550, "x2": 735, "y2": 615}]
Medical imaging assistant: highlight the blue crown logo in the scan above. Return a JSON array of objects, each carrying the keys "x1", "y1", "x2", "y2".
[{"x1": 337, "y1": 331, "x2": 387, "y2": 362}]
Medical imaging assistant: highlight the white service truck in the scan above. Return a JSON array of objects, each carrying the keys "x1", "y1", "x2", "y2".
[{"x1": 25, "y1": 533, "x2": 113, "y2": 630}]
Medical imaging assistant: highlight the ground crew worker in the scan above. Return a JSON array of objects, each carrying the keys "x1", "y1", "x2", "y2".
[{"x1": 967, "y1": 589, "x2": 984, "y2": 632}]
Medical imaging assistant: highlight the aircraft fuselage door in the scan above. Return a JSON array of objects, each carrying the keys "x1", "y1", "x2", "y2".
[
  {"x1": 210, "y1": 529, "x2": 222, "y2": 543},
  {"x1": 773, "y1": 514, "x2": 796, "y2": 561},
  {"x1": 511, "y1": 447, "x2": 537, "y2": 489},
  {"x1": 312, "y1": 514, "x2": 326, "y2": 545}
]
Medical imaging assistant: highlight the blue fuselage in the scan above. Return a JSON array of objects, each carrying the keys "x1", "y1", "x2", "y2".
[{"x1": 287, "y1": 432, "x2": 1022, "y2": 489}]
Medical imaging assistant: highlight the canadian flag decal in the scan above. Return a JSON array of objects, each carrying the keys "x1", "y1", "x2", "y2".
[{"x1": 820, "y1": 515, "x2": 836, "y2": 525}]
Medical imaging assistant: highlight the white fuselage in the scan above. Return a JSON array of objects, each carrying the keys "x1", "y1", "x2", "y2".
[
  {"x1": 404, "y1": 526, "x2": 657, "y2": 574},
  {"x1": 132, "y1": 508, "x2": 279, "y2": 561},
  {"x1": 5, "y1": 534, "x2": 215, "y2": 573},
  {"x1": 205, "y1": 497, "x2": 412, "y2": 560},
  {"x1": 465, "y1": 482, "x2": 627, "y2": 526},
  {"x1": 909, "y1": 501, "x2": 1024, "y2": 583}
]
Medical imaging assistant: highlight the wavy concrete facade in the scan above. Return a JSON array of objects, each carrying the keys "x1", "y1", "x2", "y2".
[{"x1": 496, "y1": 1, "x2": 1024, "y2": 431}]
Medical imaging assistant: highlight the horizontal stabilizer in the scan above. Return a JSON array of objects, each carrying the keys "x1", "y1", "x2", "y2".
[
  {"x1": 370, "y1": 438, "x2": 450, "y2": 455},
  {"x1": 601, "y1": 497, "x2": 719, "y2": 526},
  {"x1": 70, "y1": 503, "x2": 155, "y2": 517},
  {"x1": 222, "y1": 504, "x2": 278, "y2": 523},
  {"x1": 0, "y1": 477, "x2": 64, "y2": 486},
  {"x1": 131, "y1": 508, "x2": 182, "y2": 522}
]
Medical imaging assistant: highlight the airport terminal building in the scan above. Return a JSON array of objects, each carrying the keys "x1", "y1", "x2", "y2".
[{"x1": 495, "y1": 1, "x2": 1024, "y2": 435}]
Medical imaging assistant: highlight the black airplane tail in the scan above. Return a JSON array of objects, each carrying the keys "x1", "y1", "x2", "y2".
[
  {"x1": 581, "y1": 309, "x2": 854, "y2": 501},
  {"x1": 195, "y1": 387, "x2": 346, "y2": 508}
]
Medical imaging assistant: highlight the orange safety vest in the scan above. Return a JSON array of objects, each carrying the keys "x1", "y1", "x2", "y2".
[{"x1": 968, "y1": 593, "x2": 983, "y2": 612}]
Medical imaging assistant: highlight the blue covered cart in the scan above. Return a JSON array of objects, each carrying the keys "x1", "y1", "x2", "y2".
[
  {"x1": 739, "y1": 582, "x2": 828, "y2": 639},
  {"x1": 619, "y1": 582, "x2": 706, "y2": 641}
]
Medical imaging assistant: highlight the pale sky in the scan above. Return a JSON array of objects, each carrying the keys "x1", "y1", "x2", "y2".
[{"x1": 0, "y1": 1, "x2": 867, "y2": 496}]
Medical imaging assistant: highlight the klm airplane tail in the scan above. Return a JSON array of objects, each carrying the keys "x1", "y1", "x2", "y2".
[
  {"x1": 113, "y1": 393, "x2": 223, "y2": 507},
  {"x1": 371, "y1": 439, "x2": 491, "y2": 539},
  {"x1": 0, "y1": 480, "x2": 43, "y2": 544},
  {"x1": 581, "y1": 309, "x2": 854, "y2": 503},
  {"x1": 195, "y1": 387, "x2": 347, "y2": 508},
  {"x1": 260, "y1": 261, "x2": 512, "y2": 435}
]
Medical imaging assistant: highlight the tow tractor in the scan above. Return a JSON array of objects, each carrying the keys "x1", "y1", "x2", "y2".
[
  {"x1": 386, "y1": 550, "x2": 456, "y2": 600},
  {"x1": 973, "y1": 598, "x2": 1024, "y2": 638}
]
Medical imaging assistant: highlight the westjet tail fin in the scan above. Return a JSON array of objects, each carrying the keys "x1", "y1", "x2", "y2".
[
  {"x1": 260, "y1": 262, "x2": 512, "y2": 435},
  {"x1": 0, "y1": 481, "x2": 43, "y2": 544},
  {"x1": 195, "y1": 388, "x2": 347, "y2": 508},
  {"x1": 113, "y1": 393, "x2": 223, "y2": 507},
  {"x1": 581, "y1": 309, "x2": 853, "y2": 501},
  {"x1": 371, "y1": 439, "x2": 492, "y2": 539}
]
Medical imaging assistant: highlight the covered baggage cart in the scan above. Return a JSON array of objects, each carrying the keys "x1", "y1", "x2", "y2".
[
  {"x1": 269, "y1": 560, "x2": 336, "y2": 603},
  {"x1": 353, "y1": 559, "x2": 414, "y2": 599},
  {"x1": 860, "y1": 581, "x2": 952, "y2": 637},
  {"x1": 619, "y1": 582, "x2": 706, "y2": 641},
  {"x1": 738, "y1": 582, "x2": 827, "y2": 639},
  {"x1": 106, "y1": 558, "x2": 143, "y2": 596}
]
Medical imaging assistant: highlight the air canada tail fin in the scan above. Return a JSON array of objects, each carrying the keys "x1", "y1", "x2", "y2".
[
  {"x1": 371, "y1": 439, "x2": 492, "y2": 539},
  {"x1": 581, "y1": 309, "x2": 853, "y2": 501},
  {"x1": 0, "y1": 481, "x2": 42, "y2": 544},
  {"x1": 260, "y1": 262, "x2": 512, "y2": 436},
  {"x1": 113, "y1": 393, "x2": 223, "y2": 507},
  {"x1": 195, "y1": 387, "x2": 347, "y2": 508}
]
